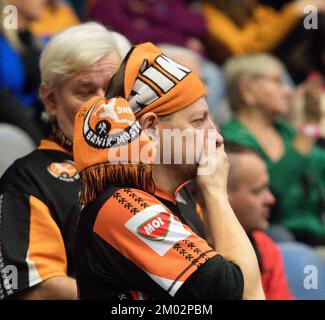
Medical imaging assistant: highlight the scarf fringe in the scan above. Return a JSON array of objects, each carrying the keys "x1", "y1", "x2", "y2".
[{"x1": 79, "y1": 163, "x2": 155, "y2": 205}]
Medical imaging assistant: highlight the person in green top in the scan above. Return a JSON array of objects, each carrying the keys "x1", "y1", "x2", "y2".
[{"x1": 221, "y1": 53, "x2": 325, "y2": 246}]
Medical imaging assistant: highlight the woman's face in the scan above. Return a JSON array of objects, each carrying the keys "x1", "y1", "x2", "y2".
[{"x1": 248, "y1": 67, "x2": 291, "y2": 117}]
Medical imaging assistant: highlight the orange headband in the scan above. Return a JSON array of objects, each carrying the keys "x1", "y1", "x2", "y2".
[{"x1": 124, "y1": 42, "x2": 206, "y2": 118}]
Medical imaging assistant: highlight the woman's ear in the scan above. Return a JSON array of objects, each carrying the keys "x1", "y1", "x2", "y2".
[{"x1": 238, "y1": 76, "x2": 256, "y2": 107}]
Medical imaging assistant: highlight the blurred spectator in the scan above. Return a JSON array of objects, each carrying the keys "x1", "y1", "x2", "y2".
[
  {"x1": 30, "y1": 0, "x2": 80, "y2": 45},
  {"x1": 221, "y1": 53, "x2": 325, "y2": 246},
  {"x1": 0, "y1": 0, "x2": 46, "y2": 108},
  {"x1": 225, "y1": 142, "x2": 294, "y2": 300},
  {"x1": 0, "y1": 0, "x2": 47, "y2": 142},
  {"x1": 158, "y1": 44, "x2": 226, "y2": 120},
  {"x1": 201, "y1": 0, "x2": 325, "y2": 82},
  {"x1": 215, "y1": 62, "x2": 297, "y2": 126},
  {"x1": 87, "y1": 0, "x2": 207, "y2": 54}
]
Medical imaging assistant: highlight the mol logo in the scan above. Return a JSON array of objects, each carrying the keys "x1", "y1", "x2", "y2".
[
  {"x1": 137, "y1": 213, "x2": 171, "y2": 241},
  {"x1": 125, "y1": 204, "x2": 191, "y2": 256}
]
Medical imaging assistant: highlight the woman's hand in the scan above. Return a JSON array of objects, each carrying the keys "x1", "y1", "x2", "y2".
[
  {"x1": 304, "y1": 75, "x2": 323, "y2": 125},
  {"x1": 290, "y1": 74, "x2": 324, "y2": 154},
  {"x1": 290, "y1": 73, "x2": 323, "y2": 128}
]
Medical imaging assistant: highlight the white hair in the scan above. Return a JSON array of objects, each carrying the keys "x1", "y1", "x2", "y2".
[
  {"x1": 158, "y1": 44, "x2": 203, "y2": 64},
  {"x1": 223, "y1": 53, "x2": 285, "y2": 111},
  {"x1": 40, "y1": 22, "x2": 125, "y2": 91},
  {"x1": 110, "y1": 31, "x2": 132, "y2": 61}
]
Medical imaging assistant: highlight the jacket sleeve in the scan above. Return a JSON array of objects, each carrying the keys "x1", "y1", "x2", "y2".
[{"x1": 174, "y1": 254, "x2": 243, "y2": 300}]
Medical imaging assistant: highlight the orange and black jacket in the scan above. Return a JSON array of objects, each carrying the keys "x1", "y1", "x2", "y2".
[
  {"x1": 0, "y1": 140, "x2": 81, "y2": 299},
  {"x1": 75, "y1": 184, "x2": 244, "y2": 300}
]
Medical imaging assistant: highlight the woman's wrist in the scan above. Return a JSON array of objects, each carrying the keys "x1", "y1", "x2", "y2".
[{"x1": 299, "y1": 123, "x2": 321, "y2": 138}]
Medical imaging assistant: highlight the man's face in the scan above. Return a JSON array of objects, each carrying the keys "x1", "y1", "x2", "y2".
[
  {"x1": 154, "y1": 97, "x2": 223, "y2": 179},
  {"x1": 228, "y1": 154, "x2": 275, "y2": 233},
  {"x1": 45, "y1": 51, "x2": 121, "y2": 140}
]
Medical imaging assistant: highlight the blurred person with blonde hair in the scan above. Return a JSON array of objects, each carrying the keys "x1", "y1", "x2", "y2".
[{"x1": 221, "y1": 53, "x2": 325, "y2": 247}]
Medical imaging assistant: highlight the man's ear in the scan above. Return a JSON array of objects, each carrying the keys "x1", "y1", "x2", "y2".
[
  {"x1": 139, "y1": 112, "x2": 159, "y2": 140},
  {"x1": 39, "y1": 84, "x2": 57, "y2": 118},
  {"x1": 139, "y1": 112, "x2": 158, "y2": 129}
]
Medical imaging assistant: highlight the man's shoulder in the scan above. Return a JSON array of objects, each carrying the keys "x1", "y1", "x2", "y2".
[
  {"x1": 102, "y1": 187, "x2": 164, "y2": 213},
  {"x1": 82, "y1": 186, "x2": 163, "y2": 221},
  {"x1": 0, "y1": 147, "x2": 77, "y2": 196},
  {"x1": 3, "y1": 145, "x2": 72, "y2": 170},
  {"x1": 252, "y1": 230, "x2": 281, "y2": 255},
  {"x1": 86, "y1": 186, "x2": 169, "y2": 229},
  {"x1": 1, "y1": 149, "x2": 41, "y2": 185},
  {"x1": 86, "y1": 186, "x2": 175, "y2": 244}
]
